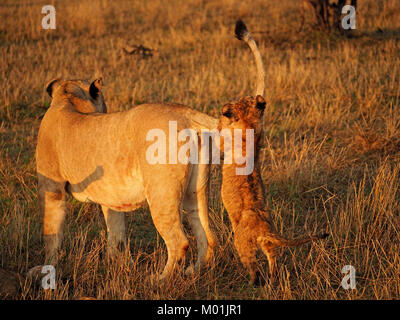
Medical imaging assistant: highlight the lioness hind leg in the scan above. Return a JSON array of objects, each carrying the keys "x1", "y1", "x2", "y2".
[
  {"x1": 38, "y1": 176, "x2": 67, "y2": 266},
  {"x1": 101, "y1": 206, "x2": 127, "y2": 258},
  {"x1": 148, "y1": 201, "x2": 189, "y2": 281},
  {"x1": 196, "y1": 164, "x2": 216, "y2": 265},
  {"x1": 183, "y1": 164, "x2": 216, "y2": 274},
  {"x1": 183, "y1": 192, "x2": 208, "y2": 274}
]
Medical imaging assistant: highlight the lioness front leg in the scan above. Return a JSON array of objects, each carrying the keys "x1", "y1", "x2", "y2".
[
  {"x1": 101, "y1": 206, "x2": 127, "y2": 258},
  {"x1": 38, "y1": 178, "x2": 67, "y2": 266}
]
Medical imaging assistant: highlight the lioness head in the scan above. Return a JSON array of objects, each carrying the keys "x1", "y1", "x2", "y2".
[{"x1": 45, "y1": 78, "x2": 108, "y2": 113}]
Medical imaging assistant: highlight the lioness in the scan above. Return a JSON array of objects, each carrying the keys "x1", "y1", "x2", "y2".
[
  {"x1": 218, "y1": 20, "x2": 328, "y2": 285},
  {"x1": 36, "y1": 77, "x2": 218, "y2": 279}
]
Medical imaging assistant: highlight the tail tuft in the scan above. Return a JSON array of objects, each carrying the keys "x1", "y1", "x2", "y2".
[{"x1": 235, "y1": 19, "x2": 249, "y2": 40}]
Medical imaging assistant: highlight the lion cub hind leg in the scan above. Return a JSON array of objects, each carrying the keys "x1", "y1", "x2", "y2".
[
  {"x1": 257, "y1": 239, "x2": 278, "y2": 282},
  {"x1": 101, "y1": 206, "x2": 127, "y2": 258},
  {"x1": 233, "y1": 232, "x2": 263, "y2": 286}
]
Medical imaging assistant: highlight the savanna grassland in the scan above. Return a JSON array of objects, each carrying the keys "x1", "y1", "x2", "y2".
[{"x1": 0, "y1": 0, "x2": 400, "y2": 300}]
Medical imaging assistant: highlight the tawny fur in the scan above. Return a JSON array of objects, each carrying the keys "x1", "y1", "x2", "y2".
[
  {"x1": 34, "y1": 78, "x2": 218, "y2": 280},
  {"x1": 218, "y1": 95, "x2": 328, "y2": 285}
]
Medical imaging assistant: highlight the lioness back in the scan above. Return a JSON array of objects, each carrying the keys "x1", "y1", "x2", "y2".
[{"x1": 37, "y1": 103, "x2": 215, "y2": 211}]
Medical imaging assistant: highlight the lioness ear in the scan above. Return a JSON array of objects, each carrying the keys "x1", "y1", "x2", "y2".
[
  {"x1": 255, "y1": 95, "x2": 266, "y2": 110},
  {"x1": 89, "y1": 77, "x2": 103, "y2": 99},
  {"x1": 45, "y1": 78, "x2": 61, "y2": 98},
  {"x1": 222, "y1": 103, "x2": 234, "y2": 119}
]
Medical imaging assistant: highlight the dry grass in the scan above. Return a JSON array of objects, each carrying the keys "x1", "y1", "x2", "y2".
[{"x1": 0, "y1": 0, "x2": 400, "y2": 299}]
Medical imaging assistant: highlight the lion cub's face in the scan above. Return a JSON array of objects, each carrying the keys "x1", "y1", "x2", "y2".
[
  {"x1": 45, "y1": 78, "x2": 108, "y2": 113},
  {"x1": 218, "y1": 95, "x2": 266, "y2": 140}
]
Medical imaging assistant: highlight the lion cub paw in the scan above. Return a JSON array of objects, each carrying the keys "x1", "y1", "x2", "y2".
[
  {"x1": 149, "y1": 273, "x2": 164, "y2": 285},
  {"x1": 26, "y1": 265, "x2": 44, "y2": 280},
  {"x1": 184, "y1": 264, "x2": 196, "y2": 276}
]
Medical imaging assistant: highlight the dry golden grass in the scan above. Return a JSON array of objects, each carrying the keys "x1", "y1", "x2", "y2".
[{"x1": 0, "y1": 0, "x2": 400, "y2": 299}]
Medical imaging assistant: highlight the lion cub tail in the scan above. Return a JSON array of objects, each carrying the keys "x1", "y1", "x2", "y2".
[
  {"x1": 257, "y1": 232, "x2": 328, "y2": 248},
  {"x1": 235, "y1": 19, "x2": 265, "y2": 97}
]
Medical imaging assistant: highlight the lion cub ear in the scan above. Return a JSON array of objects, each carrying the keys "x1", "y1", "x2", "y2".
[
  {"x1": 89, "y1": 78, "x2": 103, "y2": 99},
  {"x1": 255, "y1": 95, "x2": 266, "y2": 110},
  {"x1": 222, "y1": 103, "x2": 235, "y2": 119},
  {"x1": 45, "y1": 78, "x2": 61, "y2": 98}
]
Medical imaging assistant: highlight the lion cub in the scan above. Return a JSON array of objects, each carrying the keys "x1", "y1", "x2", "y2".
[{"x1": 218, "y1": 95, "x2": 328, "y2": 285}]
